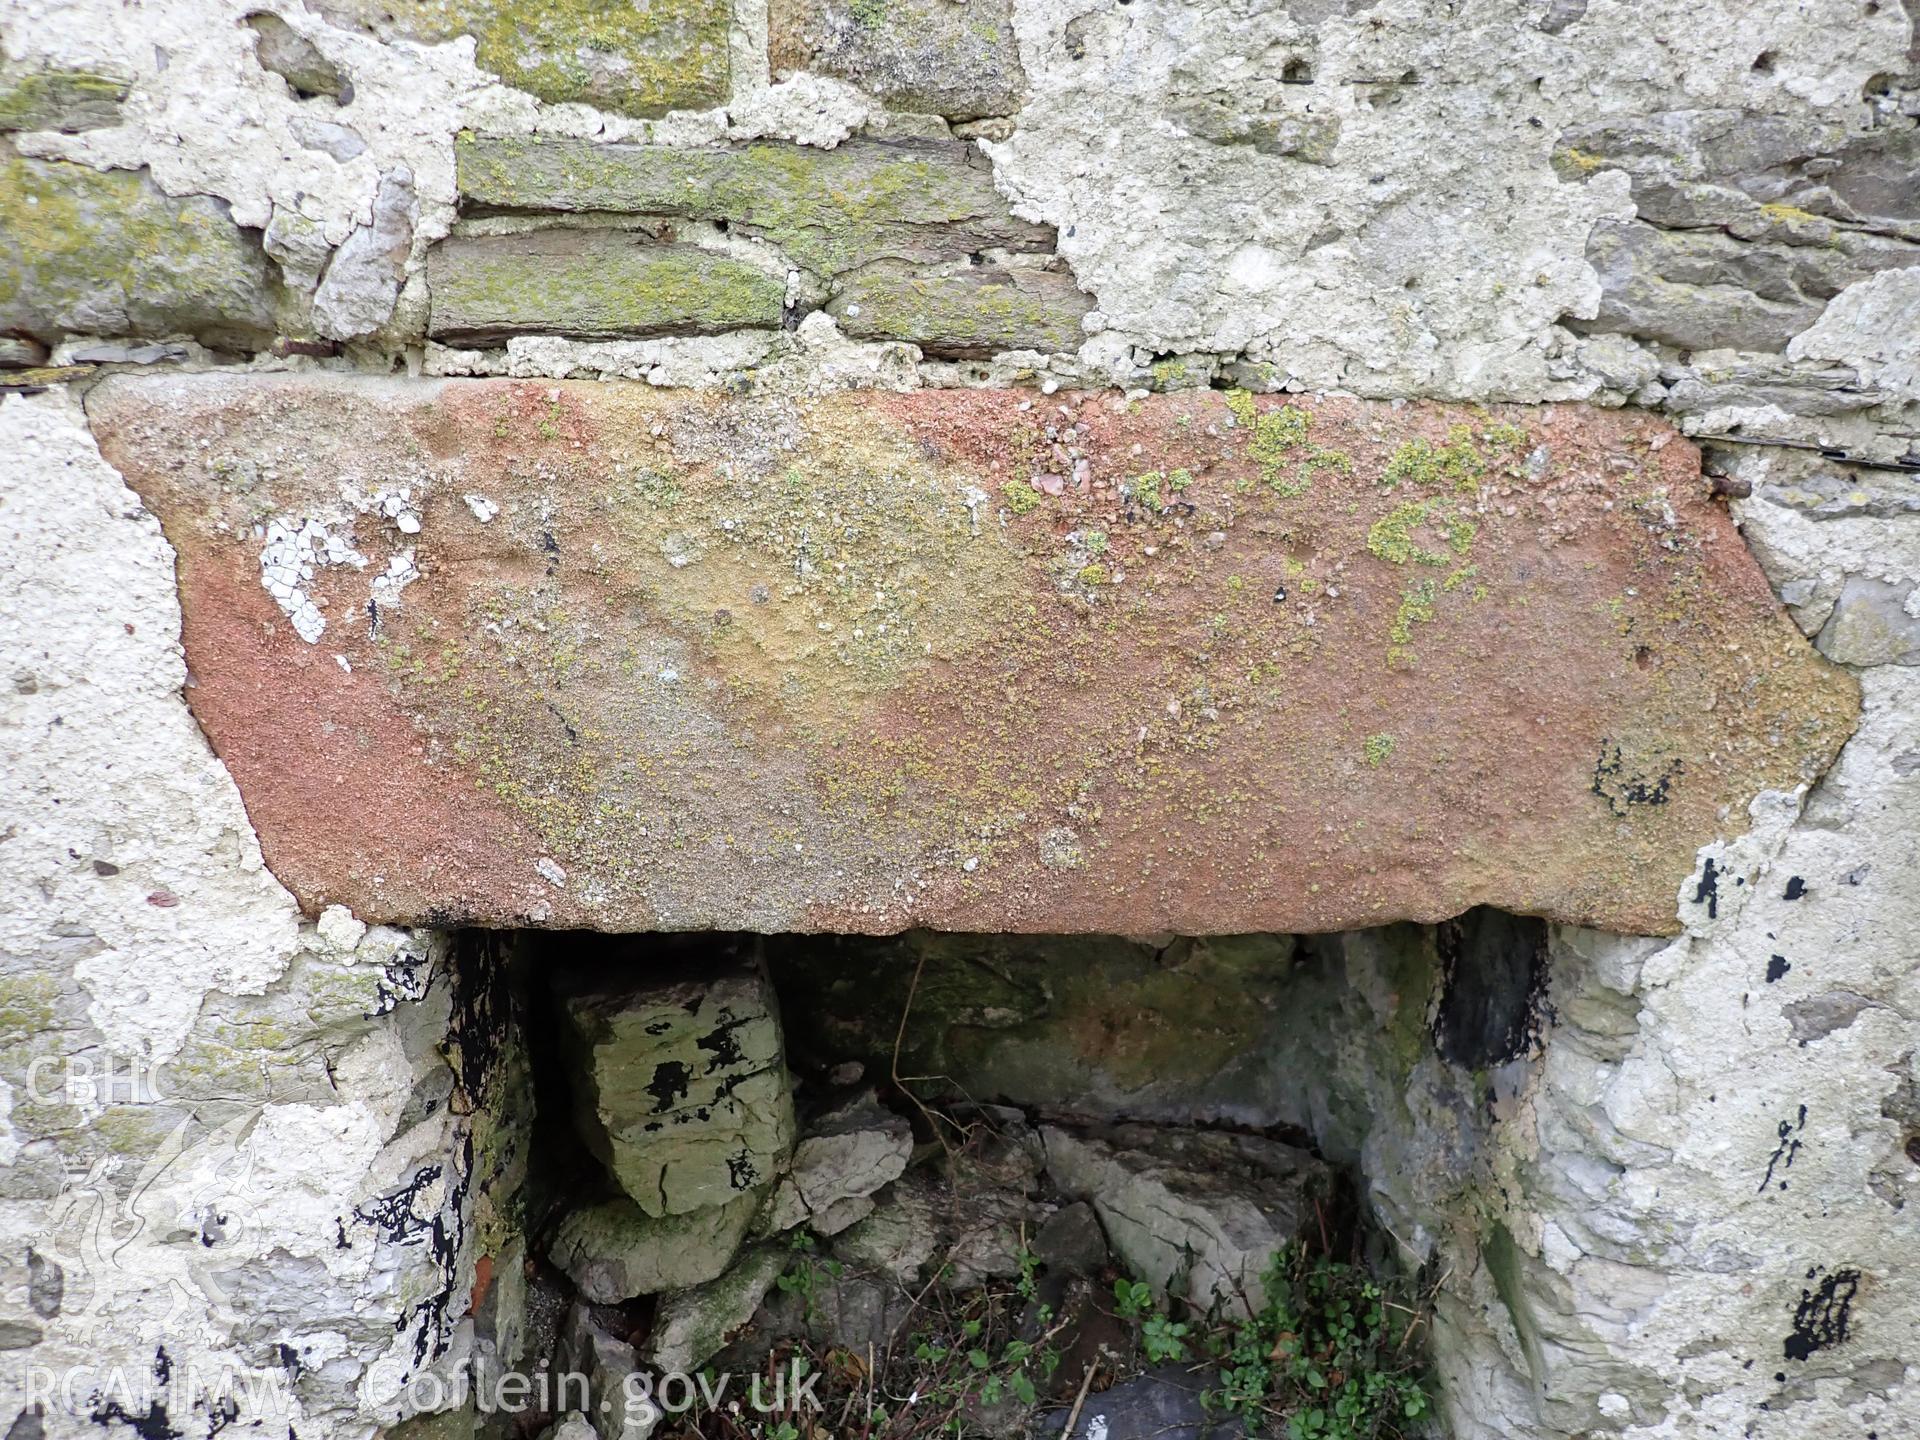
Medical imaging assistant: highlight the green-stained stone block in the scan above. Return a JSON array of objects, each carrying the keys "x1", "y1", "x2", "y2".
[
  {"x1": 549, "y1": 1191, "x2": 761, "y2": 1301},
  {"x1": 0, "y1": 68, "x2": 129, "y2": 133},
  {"x1": 426, "y1": 229, "x2": 785, "y2": 341},
  {"x1": 0, "y1": 155, "x2": 278, "y2": 346},
  {"x1": 556, "y1": 955, "x2": 794, "y2": 1218},
  {"x1": 455, "y1": 134, "x2": 1055, "y2": 280},
  {"x1": 315, "y1": 0, "x2": 731, "y2": 117},
  {"x1": 828, "y1": 258, "x2": 1090, "y2": 357}
]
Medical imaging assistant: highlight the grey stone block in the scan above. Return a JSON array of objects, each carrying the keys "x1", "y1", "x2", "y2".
[
  {"x1": 768, "y1": 0, "x2": 1025, "y2": 121},
  {"x1": 1816, "y1": 576, "x2": 1920, "y2": 666},
  {"x1": 0, "y1": 155, "x2": 279, "y2": 347},
  {"x1": 454, "y1": 135, "x2": 1057, "y2": 281},
  {"x1": 426, "y1": 229, "x2": 785, "y2": 342},
  {"x1": 827, "y1": 259, "x2": 1092, "y2": 356}
]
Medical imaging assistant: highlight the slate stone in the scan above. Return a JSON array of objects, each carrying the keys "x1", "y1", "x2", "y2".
[
  {"x1": 87, "y1": 375, "x2": 1858, "y2": 937},
  {"x1": 0, "y1": 156, "x2": 279, "y2": 347},
  {"x1": 768, "y1": 0, "x2": 1024, "y2": 121},
  {"x1": 559, "y1": 1306, "x2": 658, "y2": 1440},
  {"x1": 426, "y1": 230, "x2": 785, "y2": 341},
  {"x1": 314, "y1": 167, "x2": 416, "y2": 340},
  {"x1": 1559, "y1": 110, "x2": 1920, "y2": 352},
  {"x1": 1033, "y1": 1200, "x2": 1108, "y2": 1277},
  {"x1": 1167, "y1": 97, "x2": 1342, "y2": 163},
  {"x1": 312, "y1": 0, "x2": 730, "y2": 117},
  {"x1": 1757, "y1": 471, "x2": 1920, "y2": 521},
  {"x1": 1042, "y1": 1366, "x2": 1225, "y2": 1440},
  {"x1": 1582, "y1": 218, "x2": 1920, "y2": 352},
  {"x1": 0, "y1": 67, "x2": 129, "y2": 133},
  {"x1": 455, "y1": 135, "x2": 1056, "y2": 280},
  {"x1": 828, "y1": 260, "x2": 1091, "y2": 357},
  {"x1": 1557, "y1": 108, "x2": 1919, "y2": 236},
  {"x1": 831, "y1": 1179, "x2": 940, "y2": 1280},
  {"x1": 760, "y1": 1094, "x2": 912, "y2": 1234},
  {"x1": 644, "y1": 1247, "x2": 789, "y2": 1373},
  {"x1": 0, "y1": 336, "x2": 49, "y2": 368}
]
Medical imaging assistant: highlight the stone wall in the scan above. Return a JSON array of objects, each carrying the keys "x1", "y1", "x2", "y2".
[{"x1": 2, "y1": 0, "x2": 1917, "y2": 1437}]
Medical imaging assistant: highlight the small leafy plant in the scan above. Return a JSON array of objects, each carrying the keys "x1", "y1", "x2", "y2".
[
  {"x1": 1141, "y1": 1313, "x2": 1192, "y2": 1363},
  {"x1": 1199, "y1": 1246, "x2": 1431, "y2": 1439},
  {"x1": 1113, "y1": 1277, "x2": 1154, "y2": 1319},
  {"x1": 775, "y1": 1229, "x2": 843, "y2": 1319}
]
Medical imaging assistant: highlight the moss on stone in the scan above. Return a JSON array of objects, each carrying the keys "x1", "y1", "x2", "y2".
[
  {"x1": 767, "y1": 0, "x2": 1023, "y2": 122},
  {"x1": 833, "y1": 263, "x2": 1090, "y2": 357},
  {"x1": 0, "y1": 154, "x2": 277, "y2": 344},
  {"x1": 0, "y1": 68, "x2": 129, "y2": 133},
  {"x1": 318, "y1": 0, "x2": 729, "y2": 116},
  {"x1": 829, "y1": 261, "x2": 1088, "y2": 356},
  {"x1": 455, "y1": 136, "x2": 1051, "y2": 281},
  {"x1": 428, "y1": 234, "x2": 783, "y2": 341}
]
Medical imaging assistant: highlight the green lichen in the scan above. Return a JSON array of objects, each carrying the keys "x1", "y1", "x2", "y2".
[
  {"x1": 0, "y1": 68, "x2": 129, "y2": 133},
  {"x1": 1363, "y1": 732, "x2": 1395, "y2": 768},
  {"x1": 1002, "y1": 478, "x2": 1041, "y2": 515},
  {"x1": 1555, "y1": 146, "x2": 1607, "y2": 173},
  {"x1": 1224, "y1": 388, "x2": 1316, "y2": 495},
  {"x1": 0, "y1": 154, "x2": 276, "y2": 343},
  {"x1": 456, "y1": 136, "x2": 1024, "y2": 281},
  {"x1": 0, "y1": 974, "x2": 59, "y2": 1038},
  {"x1": 1300, "y1": 447, "x2": 1353, "y2": 477},
  {"x1": 432, "y1": 241, "x2": 783, "y2": 340},
  {"x1": 1128, "y1": 467, "x2": 1191, "y2": 512},
  {"x1": 1367, "y1": 500, "x2": 1448, "y2": 567},
  {"x1": 1368, "y1": 482, "x2": 1484, "y2": 665},
  {"x1": 1759, "y1": 201, "x2": 1823, "y2": 227},
  {"x1": 1381, "y1": 425, "x2": 1485, "y2": 492},
  {"x1": 1387, "y1": 579, "x2": 1438, "y2": 669},
  {"x1": 389, "y1": 0, "x2": 732, "y2": 117}
]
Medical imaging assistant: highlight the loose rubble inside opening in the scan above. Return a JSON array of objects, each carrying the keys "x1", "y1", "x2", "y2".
[{"x1": 450, "y1": 914, "x2": 1551, "y2": 1440}]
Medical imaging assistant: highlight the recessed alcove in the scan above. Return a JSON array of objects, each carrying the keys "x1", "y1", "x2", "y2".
[{"x1": 429, "y1": 911, "x2": 1548, "y2": 1439}]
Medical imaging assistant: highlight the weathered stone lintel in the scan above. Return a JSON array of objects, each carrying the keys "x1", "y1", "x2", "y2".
[{"x1": 85, "y1": 374, "x2": 1859, "y2": 938}]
